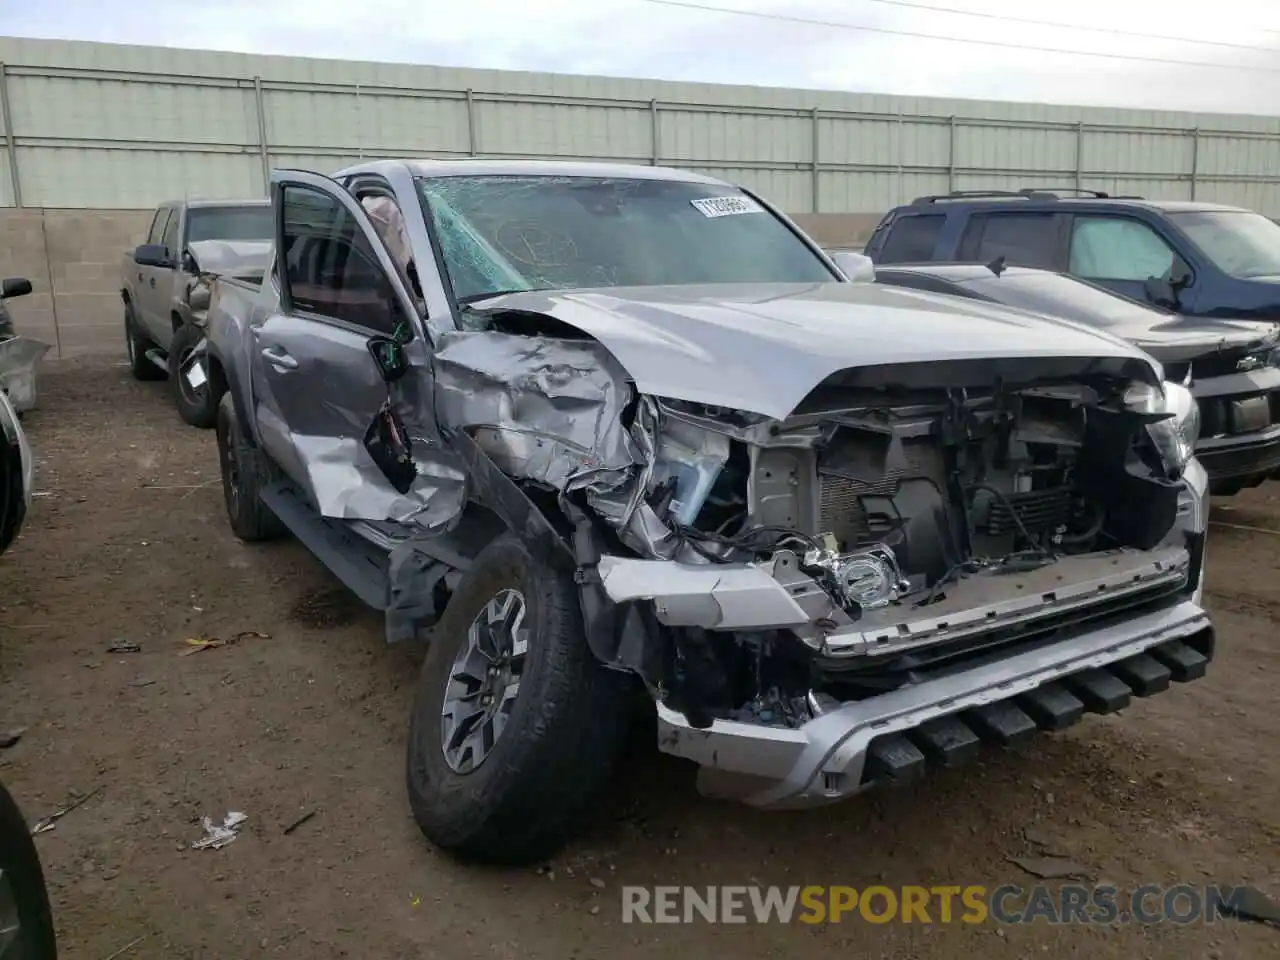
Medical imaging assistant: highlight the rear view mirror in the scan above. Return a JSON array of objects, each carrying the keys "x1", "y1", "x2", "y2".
[
  {"x1": 133, "y1": 243, "x2": 170, "y2": 267},
  {"x1": 367, "y1": 335, "x2": 408, "y2": 383},
  {"x1": 830, "y1": 250, "x2": 876, "y2": 282},
  {"x1": 0, "y1": 278, "x2": 31, "y2": 299}
]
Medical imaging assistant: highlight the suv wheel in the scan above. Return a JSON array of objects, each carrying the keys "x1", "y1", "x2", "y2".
[
  {"x1": 215, "y1": 393, "x2": 285, "y2": 542},
  {"x1": 124, "y1": 302, "x2": 164, "y2": 382},
  {"x1": 168, "y1": 323, "x2": 217, "y2": 429},
  {"x1": 406, "y1": 533, "x2": 630, "y2": 865}
]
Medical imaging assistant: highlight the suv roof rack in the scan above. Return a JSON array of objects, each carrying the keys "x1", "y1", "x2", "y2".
[{"x1": 911, "y1": 187, "x2": 1147, "y2": 205}]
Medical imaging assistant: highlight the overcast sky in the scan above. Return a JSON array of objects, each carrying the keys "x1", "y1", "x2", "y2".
[{"x1": 2, "y1": 0, "x2": 1279, "y2": 115}]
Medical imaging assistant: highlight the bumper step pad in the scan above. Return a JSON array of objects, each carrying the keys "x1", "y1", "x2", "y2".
[
  {"x1": 861, "y1": 627, "x2": 1214, "y2": 787},
  {"x1": 1109, "y1": 653, "x2": 1172, "y2": 696},
  {"x1": 1149, "y1": 639, "x2": 1209, "y2": 681},
  {"x1": 1064, "y1": 668, "x2": 1132, "y2": 714},
  {"x1": 865, "y1": 735, "x2": 927, "y2": 785}
]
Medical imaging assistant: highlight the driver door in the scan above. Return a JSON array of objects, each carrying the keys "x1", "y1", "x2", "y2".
[{"x1": 250, "y1": 170, "x2": 458, "y2": 523}]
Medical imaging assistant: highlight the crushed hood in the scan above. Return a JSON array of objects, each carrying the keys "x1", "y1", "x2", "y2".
[{"x1": 470, "y1": 282, "x2": 1158, "y2": 419}]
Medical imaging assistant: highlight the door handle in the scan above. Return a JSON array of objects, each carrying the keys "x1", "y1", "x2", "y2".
[
  {"x1": 149, "y1": 277, "x2": 156, "y2": 288},
  {"x1": 137, "y1": 273, "x2": 143, "y2": 282},
  {"x1": 261, "y1": 346, "x2": 298, "y2": 370}
]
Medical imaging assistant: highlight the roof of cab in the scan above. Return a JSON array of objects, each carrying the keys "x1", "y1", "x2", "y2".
[{"x1": 334, "y1": 157, "x2": 732, "y2": 185}]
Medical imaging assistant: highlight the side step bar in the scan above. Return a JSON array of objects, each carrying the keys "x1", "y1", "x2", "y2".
[
  {"x1": 144, "y1": 347, "x2": 169, "y2": 373},
  {"x1": 260, "y1": 482, "x2": 391, "y2": 611}
]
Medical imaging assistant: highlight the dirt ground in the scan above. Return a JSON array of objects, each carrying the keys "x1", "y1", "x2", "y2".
[{"x1": 1, "y1": 357, "x2": 1278, "y2": 959}]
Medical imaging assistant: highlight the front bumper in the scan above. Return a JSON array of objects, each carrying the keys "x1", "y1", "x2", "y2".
[
  {"x1": 657, "y1": 601, "x2": 1213, "y2": 809},
  {"x1": 617, "y1": 459, "x2": 1212, "y2": 809},
  {"x1": 1195, "y1": 425, "x2": 1280, "y2": 484}
]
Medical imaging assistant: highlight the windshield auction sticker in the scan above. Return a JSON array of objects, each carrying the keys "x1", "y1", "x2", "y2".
[{"x1": 690, "y1": 196, "x2": 764, "y2": 218}]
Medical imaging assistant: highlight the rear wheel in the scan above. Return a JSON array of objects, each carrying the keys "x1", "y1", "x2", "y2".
[
  {"x1": 406, "y1": 533, "x2": 630, "y2": 865},
  {"x1": 215, "y1": 393, "x2": 285, "y2": 542},
  {"x1": 168, "y1": 323, "x2": 217, "y2": 428},
  {"x1": 124, "y1": 302, "x2": 164, "y2": 382}
]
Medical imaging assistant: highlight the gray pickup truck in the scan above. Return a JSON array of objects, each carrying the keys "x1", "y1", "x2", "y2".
[
  {"x1": 204, "y1": 159, "x2": 1212, "y2": 866},
  {"x1": 121, "y1": 199, "x2": 272, "y2": 427}
]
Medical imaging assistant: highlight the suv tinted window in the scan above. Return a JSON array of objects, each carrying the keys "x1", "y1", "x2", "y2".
[
  {"x1": 959, "y1": 213, "x2": 1061, "y2": 269},
  {"x1": 1069, "y1": 216, "x2": 1175, "y2": 281},
  {"x1": 877, "y1": 214, "x2": 944, "y2": 263},
  {"x1": 280, "y1": 185, "x2": 404, "y2": 336}
]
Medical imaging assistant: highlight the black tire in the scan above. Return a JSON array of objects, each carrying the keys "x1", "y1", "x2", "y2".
[
  {"x1": 406, "y1": 533, "x2": 630, "y2": 865},
  {"x1": 0, "y1": 780, "x2": 58, "y2": 959},
  {"x1": 168, "y1": 323, "x2": 218, "y2": 429},
  {"x1": 124, "y1": 301, "x2": 164, "y2": 382},
  {"x1": 215, "y1": 393, "x2": 286, "y2": 542}
]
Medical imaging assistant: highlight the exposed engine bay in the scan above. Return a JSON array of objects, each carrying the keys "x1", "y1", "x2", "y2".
[
  {"x1": 418, "y1": 318, "x2": 1203, "y2": 734},
  {"x1": 649, "y1": 382, "x2": 1182, "y2": 607}
]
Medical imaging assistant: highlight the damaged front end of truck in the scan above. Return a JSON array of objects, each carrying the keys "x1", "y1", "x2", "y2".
[{"x1": 392, "y1": 283, "x2": 1213, "y2": 810}]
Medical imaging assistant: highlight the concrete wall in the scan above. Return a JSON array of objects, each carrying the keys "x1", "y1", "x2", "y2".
[{"x1": 1, "y1": 208, "x2": 150, "y2": 356}]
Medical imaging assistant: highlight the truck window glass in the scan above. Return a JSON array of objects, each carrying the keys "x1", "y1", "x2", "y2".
[
  {"x1": 415, "y1": 175, "x2": 836, "y2": 302},
  {"x1": 147, "y1": 209, "x2": 169, "y2": 245},
  {"x1": 279, "y1": 185, "x2": 403, "y2": 336},
  {"x1": 186, "y1": 206, "x2": 274, "y2": 244},
  {"x1": 1167, "y1": 210, "x2": 1280, "y2": 279},
  {"x1": 1069, "y1": 216, "x2": 1175, "y2": 281},
  {"x1": 161, "y1": 209, "x2": 180, "y2": 255},
  {"x1": 876, "y1": 214, "x2": 944, "y2": 263},
  {"x1": 960, "y1": 213, "x2": 1060, "y2": 269}
]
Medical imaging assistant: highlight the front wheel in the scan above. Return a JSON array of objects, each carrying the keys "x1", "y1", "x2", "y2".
[
  {"x1": 215, "y1": 393, "x2": 285, "y2": 542},
  {"x1": 406, "y1": 533, "x2": 630, "y2": 865},
  {"x1": 168, "y1": 323, "x2": 217, "y2": 428}
]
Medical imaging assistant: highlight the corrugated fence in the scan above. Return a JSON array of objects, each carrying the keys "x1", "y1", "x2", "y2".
[
  {"x1": 0, "y1": 36, "x2": 1278, "y2": 356},
  {"x1": 2, "y1": 36, "x2": 1280, "y2": 215}
]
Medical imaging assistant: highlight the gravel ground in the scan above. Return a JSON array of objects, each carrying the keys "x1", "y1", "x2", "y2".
[{"x1": 1, "y1": 358, "x2": 1277, "y2": 959}]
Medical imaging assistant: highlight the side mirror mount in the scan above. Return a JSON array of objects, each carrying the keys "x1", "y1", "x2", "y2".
[
  {"x1": 133, "y1": 243, "x2": 170, "y2": 268},
  {"x1": 830, "y1": 250, "x2": 876, "y2": 282},
  {"x1": 181, "y1": 250, "x2": 198, "y2": 274},
  {"x1": 1144, "y1": 257, "x2": 1192, "y2": 309},
  {"x1": 367, "y1": 335, "x2": 408, "y2": 383},
  {"x1": 0, "y1": 277, "x2": 32, "y2": 299}
]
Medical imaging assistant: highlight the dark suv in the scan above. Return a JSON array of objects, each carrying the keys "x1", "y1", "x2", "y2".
[{"x1": 864, "y1": 188, "x2": 1280, "y2": 322}]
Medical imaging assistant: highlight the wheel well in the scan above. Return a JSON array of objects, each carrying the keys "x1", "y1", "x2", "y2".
[
  {"x1": 205, "y1": 353, "x2": 228, "y2": 395},
  {"x1": 120, "y1": 289, "x2": 130, "y2": 305}
]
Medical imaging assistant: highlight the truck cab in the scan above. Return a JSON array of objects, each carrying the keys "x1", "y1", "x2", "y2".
[
  {"x1": 121, "y1": 199, "x2": 272, "y2": 426},
  {"x1": 864, "y1": 190, "x2": 1280, "y2": 324}
]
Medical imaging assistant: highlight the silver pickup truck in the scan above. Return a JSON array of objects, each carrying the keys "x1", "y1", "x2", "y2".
[
  {"x1": 121, "y1": 199, "x2": 272, "y2": 427},
  {"x1": 203, "y1": 159, "x2": 1212, "y2": 866}
]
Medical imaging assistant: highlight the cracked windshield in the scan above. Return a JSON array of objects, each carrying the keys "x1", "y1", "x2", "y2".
[{"x1": 415, "y1": 174, "x2": 835, "y2": 301}]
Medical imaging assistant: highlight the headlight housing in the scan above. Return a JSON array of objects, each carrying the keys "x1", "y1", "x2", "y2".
[{"x1": 1125, "y1": 381, "x2": 1200, "y2": 478}]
